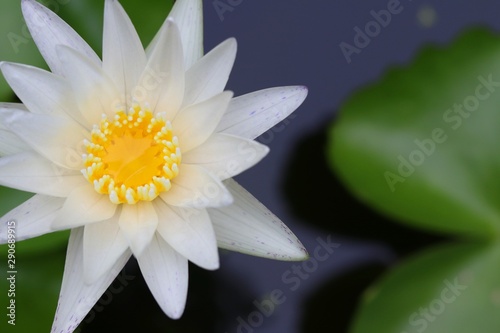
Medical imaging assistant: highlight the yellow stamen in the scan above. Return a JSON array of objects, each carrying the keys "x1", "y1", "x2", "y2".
[{"x1": 82, "y1": 106, "x2": 181, "y2": 204}]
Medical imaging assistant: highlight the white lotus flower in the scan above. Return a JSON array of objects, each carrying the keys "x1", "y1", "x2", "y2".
[{"x1": 0, "y1": 0, "x2": 308, "y2": 330}]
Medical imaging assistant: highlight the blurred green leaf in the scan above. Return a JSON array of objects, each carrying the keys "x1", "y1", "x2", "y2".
[
  {"x1": 0, "y1": 186, "x2": 32, "y2": 216},
  {"x1": 350, "y1": 241, "x2": 500, "y2": 333},
  {"x1": 119, "y1": 0, "x2": 175, "y2": 45},
  {"x1": 0, "y1": 230, "x2": 69, "y2": 258},
  {"x1": 329, "y1": 28, "x2": 500, "y2": 238},
  {"x1": 0, "y1": 0, "x2": 46, "y2": 100},
  {"x1": 0, "y1": 247, "x2": 64, "y2": 333}
]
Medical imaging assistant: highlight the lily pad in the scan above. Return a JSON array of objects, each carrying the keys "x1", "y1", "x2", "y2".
[
  {"x1": 350, "y1": 241, "x2": 500, "y2": 333},
  {"x1": 329, "y1": 28, "x2": 500, "y2": 238}
]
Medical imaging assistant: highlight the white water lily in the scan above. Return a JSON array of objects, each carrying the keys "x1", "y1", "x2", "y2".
[{"x1": 0, "y1": 0, "x2": 308, "y2": 331}]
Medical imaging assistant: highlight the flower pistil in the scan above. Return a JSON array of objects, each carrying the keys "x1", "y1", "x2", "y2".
[{"x1": 82, "y1": 105, "x2": 181, "y2": 204}]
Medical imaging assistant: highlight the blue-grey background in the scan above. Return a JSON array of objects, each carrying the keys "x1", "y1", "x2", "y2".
[{"x1": 200, "y1": 1, "x2": 500, "y2": 332}]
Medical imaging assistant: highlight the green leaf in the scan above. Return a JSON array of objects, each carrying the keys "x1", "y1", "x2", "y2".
[
  {"x1": 0, "y1": 247, "x2": 65, "y2": 333},
  {"x1": 0, "y1": 186, "x2": 33, "y2": 216},
  {"x1": 329, "y1": 28, "x2": 500, "y2": 238},
  {"x1": 0, "y1": 230, "x2": 69, "y2": 258},
  {"x1": 119, "y1": 0, "x2": 175, "y2": 45},
  {"x1": 0, "y1": 0, "x2": 46, "y2": 101},
  {"x1": 350, "y1": 241, "x2": 500, "y2": 333}
]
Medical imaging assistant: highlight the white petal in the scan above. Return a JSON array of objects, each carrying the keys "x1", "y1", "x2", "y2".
[
  {"x1": 21, "y1": 0, "x2": 100, "y2": 76},
  {"x1": 83, "y1": 214, "x2": 129, "y2": 284},
  {"x1": 0, "y1": 105, "x2": 31, "y2": 155},
  {"x1": 182, "y1": 133, "x2": 269, "y2": 180},
  {"x1": 118, "y1": 201, "x2": 158, "y2": 257},
  {"x1": 173, "y1": 91, "x2": 233, "y2": 152},
  {"x1": 52, "y1": 186, "x2": 117, "y2": 229},
  {"x1": 57, "y1": 46, "x2": 121, "y2": 125},
  {"x1": 160, "y1": 164, "x2": 232, "y2": 208},
  {"x1": 0, "y1": 107, "x2": 89, "y2": 170},
  {"x1": 103, "y1": 0, "x2": 147, "y2": 101},
  {"x1": 216, "y1": 86, "x2": 308, "y2": 139},
  {"x1": 138, "y1": 19, "x2": 184, "y2": 119},
  {"x1": 50, "y1": 227, "x2": 132, "y2": 333},
  {"x1": 0, "y1": 152, "x2": 86, "y2": 197},
  {"x1": 0, "y1": 194, "x2": 65, "y2": 243},
  {"x1": 183, "y1": 38, "x2": 236, "y2": 107},
  {"x1": 209, "y1": 179, "x2": 308, "y2": 260},
  {"x1": 0, "y1": 62, "x2": 85, "y2": 125},
  {"x1": 137, "y1": 233, "x2": 188, "y2": 319},
  {"x1": 148, "y1": 0, "x2": 203, "y2": 70},
  {"x1": 155, "y1": 200, "x2": 219, "y2": 270},
  {"x1": 0, "y1": 128, "x2": 27, "y2": 156}
]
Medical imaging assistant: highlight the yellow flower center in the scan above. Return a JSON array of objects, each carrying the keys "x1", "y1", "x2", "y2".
[{"x1": 82, "y1": 105, "x2": 181, "y2": 204}]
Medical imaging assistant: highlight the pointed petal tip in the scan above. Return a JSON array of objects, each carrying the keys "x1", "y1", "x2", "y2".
[
  {"x1": 210, "y1": 37, "x2": 237, "y2": 60},
  {"x1": 207, "y1": 261, "x2": 220, "y2": 271},
  {"x1": 21, "y1": 0, "x2": 101, "y2": 75},
  {"x1": 168, "y1": 0, "x2": 203, "y2": 69},
  {"x1": 20, "y1": 0, "x2": 35, "y2": 12},
  {"x1": 223, "y1": 90, "x2": 235, "y2": 100},
  {"x1": 0, "y1": 62, "x2": 13, "y2": 80},
  {"x1": 261, "y1": 144, "x2": 271, "y2": 156},
  {"x1": 261, "y1": 240, "x2": 309, "y2": 262},
  {"x1": 181, "y1": 37, "x2": 237, "y2": 106},
  {"x1": 291, "y1": 85, "x2": 309, "y2": 101},
  {"x1": 225, "y1": 37, "x2": 238, "y2": 48},
  {"x1": 222, "y1": 37, "x2": 238, "y2": 58},
  {"x1": 167, "y1": 307, "x2": 185, "y2": 320},
  {"x1": 21, "y1": 0, "x2": 42, "y2": 20},
  {"x1": 284, "y1": 232, "x2": 310, "y2": 261},
  {"x1": 0, "y1": 62, "x2": 21, "y2": 79},
  {"x1": 217, "y1": 85, "x2": 309, "y2": 139},
  {"x1": 163, "y1": 17, "x2": 178, "y2": 32},
  {"x1": 192, "y1": 252, "x2": 220, "y2": 271},
  {"x1": 129, "y1": 241, "x2": 148, "y2": 258},
  {"x1": 287, "y1": 245, "x2": 310, "y2": 261},
  {"x1": 220, "y1": 191, "x2": 234, "y2": 207},
  {"x1": 278, "y1": 85, "x2": 308, "y2": 105},
  {"x1": 211, "y1": 179, "x2": 310, "y2": 261},
  {"x1": 166, "y1": 17, "x2": 176, "y2": 25}
]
